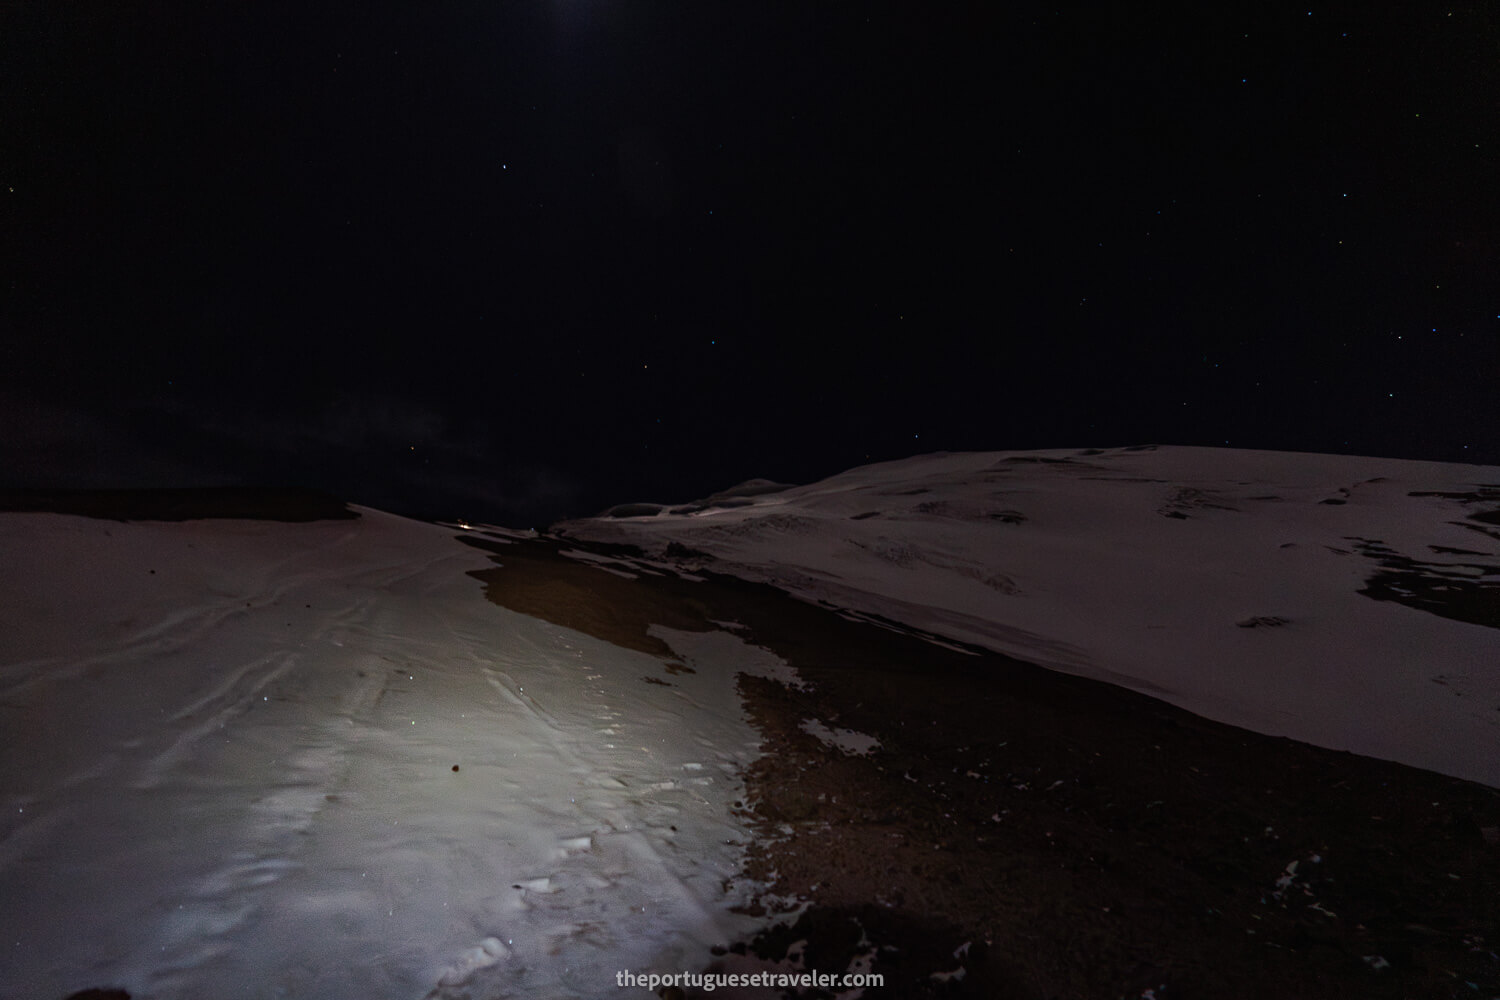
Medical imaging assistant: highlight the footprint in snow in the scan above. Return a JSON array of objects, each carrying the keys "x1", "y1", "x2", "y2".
[
  {"x1": 555, "y1": 834, "x2": 593, "y2": 859},
  {"x1": 514, "y1": 876, "x2": 557, "y2": 894},
  {"x1": 434, "y1": 936, "x2": 509, "y2": 988}
]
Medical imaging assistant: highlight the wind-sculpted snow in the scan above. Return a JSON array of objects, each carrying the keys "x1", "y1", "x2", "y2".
[
  {"x1": 0, "y1": 509, "x2": 783, "y2": 998},
  {"x1": 555, "y1": 446, "x2": 1500, "y2": 788}
]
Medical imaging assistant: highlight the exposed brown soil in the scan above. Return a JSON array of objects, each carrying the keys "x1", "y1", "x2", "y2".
[{"x1": 468, "y1": 533, "x2": 1500, "y2": 1000}]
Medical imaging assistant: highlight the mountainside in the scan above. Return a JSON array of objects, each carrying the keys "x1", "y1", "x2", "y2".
[
  {"x1": 554, "y1": 445, "x2": 1500, "y2": 788},
  {"x1": 3, "y1": 452, "x2": 1498, "y2": 999}
]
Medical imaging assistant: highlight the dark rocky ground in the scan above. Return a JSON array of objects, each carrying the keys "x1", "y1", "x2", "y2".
[{"x1": 467, "y1": 531, "x2": 1500, "y2": 1000}]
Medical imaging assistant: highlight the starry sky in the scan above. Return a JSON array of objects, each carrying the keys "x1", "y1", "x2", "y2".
[{"x1": 2, "y1": 1, "x2": 1496, "y2": 524}]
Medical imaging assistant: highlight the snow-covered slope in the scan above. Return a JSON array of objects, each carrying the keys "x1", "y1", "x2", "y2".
[
  {"x1": 0, "y1": 508, "x2": 778, "y2": 999},
  {"x1": 555, "y1": 446, "x2": 1500, "y2": 789}
]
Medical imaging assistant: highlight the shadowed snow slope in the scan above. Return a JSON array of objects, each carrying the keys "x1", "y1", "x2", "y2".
[
  {"x1": 555, "y1": 446, "x2": 1500, "y2": 789},
  {"x1": 0, "y1": 508, "x2": 775, "y2": 999}
]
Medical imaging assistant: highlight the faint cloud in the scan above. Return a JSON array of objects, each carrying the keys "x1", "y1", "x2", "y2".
[
  {"x1": 311, "y1": 396, "x2": 450, "y2": 451},
  {"x1": 0, "y1": 389, "x2": 587, "y2": 525},
  {"x1": 0, "y1": 391, "x2": 232, "y2": 488}
]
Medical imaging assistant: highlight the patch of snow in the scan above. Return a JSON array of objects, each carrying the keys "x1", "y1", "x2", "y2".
[
  {"x1": 650, "y1": 625, "x2": 809, "y2": 692},
  {"x1": 557, "y1": 546, "x2": 642, "y2": 578},
  {"x1": 799, "y1": 719, "x2": 881, "y2": 757}
]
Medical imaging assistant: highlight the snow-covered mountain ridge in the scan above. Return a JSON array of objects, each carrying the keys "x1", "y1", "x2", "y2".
[{"x1": 554, "y1": 445, "x2": 1500, "y2": 788}]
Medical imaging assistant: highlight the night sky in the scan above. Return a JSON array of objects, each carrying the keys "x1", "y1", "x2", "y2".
[{"x1": 3, "y1": 1, "x2": 1496, "y2": 525}]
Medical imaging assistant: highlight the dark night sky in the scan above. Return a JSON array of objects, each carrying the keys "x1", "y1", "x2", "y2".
[{"x1": 2, "y1": 1, "x2": 1496, "y2": 525}]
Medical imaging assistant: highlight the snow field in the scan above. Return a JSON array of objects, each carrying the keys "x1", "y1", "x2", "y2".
[
  {"x1": 559, "y1": 446, "x2": 1500, "y2": 788},
  {"x1": 0, "y1": 509, "x2": 788, "y2": 998}
]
